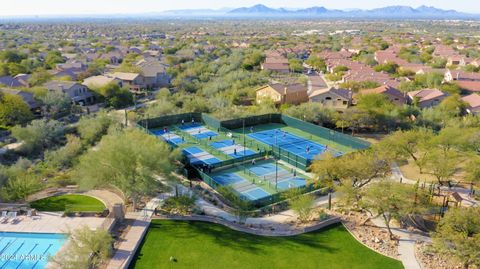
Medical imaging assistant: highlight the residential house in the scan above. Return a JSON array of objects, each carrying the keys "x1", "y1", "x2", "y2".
[
  {"x1": 82, "y1": 75, "x2": 123, "y2": 89},
  {"x1": 360, "y1": 85, "x2": 406, "y2": 105},
  {"x1": 433, "y1": 45, "x2": 458, "y2": 58},
  {"x1": 309, "y1": 87, "x2": 352, "y2": 109},
  {"x1": 0, "y1": 88, "x2": 40, "y2": 112},
  {"x1": 106, "y1": 72, "x2": 144, "y2": 92},
  {"x1": 56, "y1": 60, "x2": 86, "y2": 72},
  {"x1": 261, "y1": 50, "x2": 290, "y2": 73},
  {"x1": 49, "y1": 69, "x2": 78, "y2": 81},
  {"x1": 407, "y1": 89, "x2": 447, "y2": 108},
  {"x1": 256, "y1": 83, "x2": 308, "y2": 105},
  {"x1": 136, "y1": 58, "x2": 171, "y2": 88},
  {"x1": 44, "y1": 81, "x2": 94, "y2": 105},
  {"x1": 100, "y1": 50, "x2": 124, "y2": 65},
  {"x1": 415, "y1": 67, "x2": 445, "y2": 75},
  {"x1": 444, "y1": 70, "x2": 480, "y2": 82},
  {"x1": 0, "y1": 76, "x2": 22, "y2": 87},
  {"x1": 447, "y1": 56, "x2": 466, "y2": 66},
  {"x1": 461, "y1": 93, "x2": 480, "y2": 115},
  {"x1": 455, "y1": 81, "x2": 480, "y2": 94}
]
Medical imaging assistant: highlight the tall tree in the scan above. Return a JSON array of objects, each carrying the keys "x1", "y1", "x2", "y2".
[
  {"x1": 76, "y1": 111, "x2": 114, "y2": 145},
  {"x1": 361, "y1": 180, "x2": 430, "y2": 239},
  {"x1": 51, "y1": 226, "x2": 113, "y2": 269},
  {"x1": 39, "y1": 90, "x2": 72, "y2": 118},
  {"x1": 11, "y1": 119, "x2": 65, "y2": 154},
  {"x1": 1, "y1": 173, "x2": 41, "y2": 202},
  {"x1": 378, "y1": 129, "x2": 433, "y2": 172},
  {"x1": 0, "y1": 93, "x2": 33, "y2": 127},
  {"x1": 76, "y1": 129, "x2": 179, "y2": 209},
  {"x1": 433, "y1": 207, "x2": 480, "y2": 269},
  {"x1": 311, "y1": 150, "x2": 390, "y2": 190}
]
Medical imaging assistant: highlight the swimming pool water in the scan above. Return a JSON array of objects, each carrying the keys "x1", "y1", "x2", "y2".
[{"x1": 0, "y1": 232, "x2": 66, "y2": 269}]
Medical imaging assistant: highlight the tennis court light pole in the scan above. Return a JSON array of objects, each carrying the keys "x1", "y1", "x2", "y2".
[
  {"x1": 275, "y1": 156, "x2": 278, "y2": 190},
  {"x1": 243, "y1": 118, "x2": 246, "y2": 173}
]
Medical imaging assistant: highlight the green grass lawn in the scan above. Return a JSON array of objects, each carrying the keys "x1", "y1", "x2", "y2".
[
  {"x1": 30, "y1": 194, "x2": 106, "y2": 212},
  {"x1": 130, "y1": 220, "x2": 403, "y2": 269}
]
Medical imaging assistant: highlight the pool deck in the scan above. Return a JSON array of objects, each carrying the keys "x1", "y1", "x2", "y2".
[{"x1": 0, "y1": 212, "x2": 105, "y2": 233}]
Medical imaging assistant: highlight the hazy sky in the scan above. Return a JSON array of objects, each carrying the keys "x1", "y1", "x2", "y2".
[{"x1": 1, "y1": 0, "x2": 479, "y2": 16}]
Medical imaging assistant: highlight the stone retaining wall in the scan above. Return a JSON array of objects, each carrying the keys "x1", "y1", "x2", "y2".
[{"x1": 154, "y1": 214, "x2": 341, "y2": 236}]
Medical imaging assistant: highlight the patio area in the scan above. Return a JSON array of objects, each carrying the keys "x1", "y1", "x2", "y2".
[{"x1": 0, "y1": 211, "x2": 105, "y2": 233}]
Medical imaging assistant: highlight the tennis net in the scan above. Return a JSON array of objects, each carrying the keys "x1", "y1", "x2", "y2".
[{"x1": 263, "y1": 170, "x2": 293, "y2": 182}]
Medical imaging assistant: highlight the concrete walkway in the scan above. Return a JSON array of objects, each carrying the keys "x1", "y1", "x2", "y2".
[
  {"x1": 84, "y1": 189, "x2": 124, "y2": 210},
  {"x1": 391, "y1": 162, "x2": 478, "y2": 207},
  {"x1": 370, "y1": 217, "x2": 429, "y2": 269},
  {"x1": 106, "y1": 195, "x2": 166, "y2": 269}
]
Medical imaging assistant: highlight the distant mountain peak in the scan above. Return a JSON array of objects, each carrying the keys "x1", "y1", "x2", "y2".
[
  {"x1": 229, "y1": 4, "x2": 280, "y2": 14},
  {"x1": 226, "y1": 4, "x2": 471, "y2": 18},
  {"x1": 158, "y1": 4, "x2": 480, "y2": 19}
]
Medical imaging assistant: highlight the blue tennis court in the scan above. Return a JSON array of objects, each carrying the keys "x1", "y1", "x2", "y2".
[
  {"x1": 178, "y1": 124, "x2": 219, "y2": 140},
  {"x1": 182, "y1": 147, "x2": 221, "y2": 166},
  {"x1": 182, "y1": 146, "x2": 203, "y2": 155},
  {"x1": 192, "y1": 131, "x2": 218, "y2": 139},
  {"x1": 276, "y1": 178, "x2": 307, "y2": 190},
  {"x1": 248, "y1": 163, "x2": 278, "y2": 176},
  {"x1": 241, "y1": 187, "x2": 271, "y2": 201},
  {"x1": 150, "y1": 129, "x2": 185, "y2": 146},
  {"x1": 248, "y1": 129, "x2": 340, "y2": 160},
  {"x1": 177, "y1": 123, "x2": 201, "y2": 130},
  {"x1": 210, "y1": 139, "x2": 256, "y2": 159},
  {"x1": 230, "y1": 150, "x2": 256, "y2": 159},
  {"x1": 210, "y1": 140, "x2": 234, "y2": 149},
  {"x1": 212, "y1": 173, "x2": 247, "y2": 186}
]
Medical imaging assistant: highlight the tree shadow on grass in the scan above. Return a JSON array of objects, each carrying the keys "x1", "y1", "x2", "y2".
[
  {"x1": 31, "y1": 197, "x2": 69, "y2": 211},
  {"x1": 149, "y1": 220, "x2": 338, "y2": 255}
]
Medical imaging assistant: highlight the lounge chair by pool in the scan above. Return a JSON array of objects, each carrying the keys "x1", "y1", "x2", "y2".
[{"x1": 0, "y1": 211, "x2": 7, "y2": 223}]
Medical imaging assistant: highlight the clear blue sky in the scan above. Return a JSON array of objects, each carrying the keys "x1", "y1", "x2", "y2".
[{"x1": 1, "y1": 0, "x2": 479, "y2": 16}]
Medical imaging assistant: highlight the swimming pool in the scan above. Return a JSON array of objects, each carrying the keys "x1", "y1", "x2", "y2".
[{"x1": 0, "y1": 232, "x2": 66, "y2": 269}]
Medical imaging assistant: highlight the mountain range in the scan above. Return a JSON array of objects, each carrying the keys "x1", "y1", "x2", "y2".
[{"x1": 159, "y1": 4, "x2": 477, "y2": 19}]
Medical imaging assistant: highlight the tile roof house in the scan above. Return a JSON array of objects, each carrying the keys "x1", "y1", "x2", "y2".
[
  {"x1": 433, "y1": 45, "x2": 458, "y2": 58},
  {"x1": 0, "y1": 76, "x2": 22, "y2": 87},
  {"x1": 0, "y1": 88, "x2": 40, "y2": 110},
  {"x1": 309, "y1": 87, "x2": 352, "y2": 109},
  {"x1": 461, "y1": 93, "x2": 480, "y2": 114},
  {"x1": 82, "y1": 75, "x2": 122, "y2": 89},
  {"x1": 136, "y1": 58, "x2": 171, "y2": 88},
  {"x1": 261, "y1": 50, "x2": 290, "y2": 73},
  {"x1": 360, "y1": 85, "x2": 406, "y2": 105},
  {"x1": 407, "y1": 89, "x2": 447, "y2": 108},
  {"x1": 256, "y1": 83, "x2": 308, "y2": 105},
  {"x1": 56, "y1": 61, "x2": 87, "y2": 72},
  {"x1": 44, "y1": 81, "x2": 94, "y2": 105},
  {"x1": 106, "y1": 72, "x2": 144, "y2": 92},
  {"x1": 100, "y1": 50, "x2": 124, "y2": 65},
  {"x1": 455, "y1": 81, "x2": 480, "y2": 93},
  {"x1": 49, "y1": 69, "x2": 78, "y2": 81},
  {"x1": 444, "y1": 70, "x2": 480, "y2": 82},
  {"x1": 447, "y1": 56, "x2": 467, "y2": 66}
]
